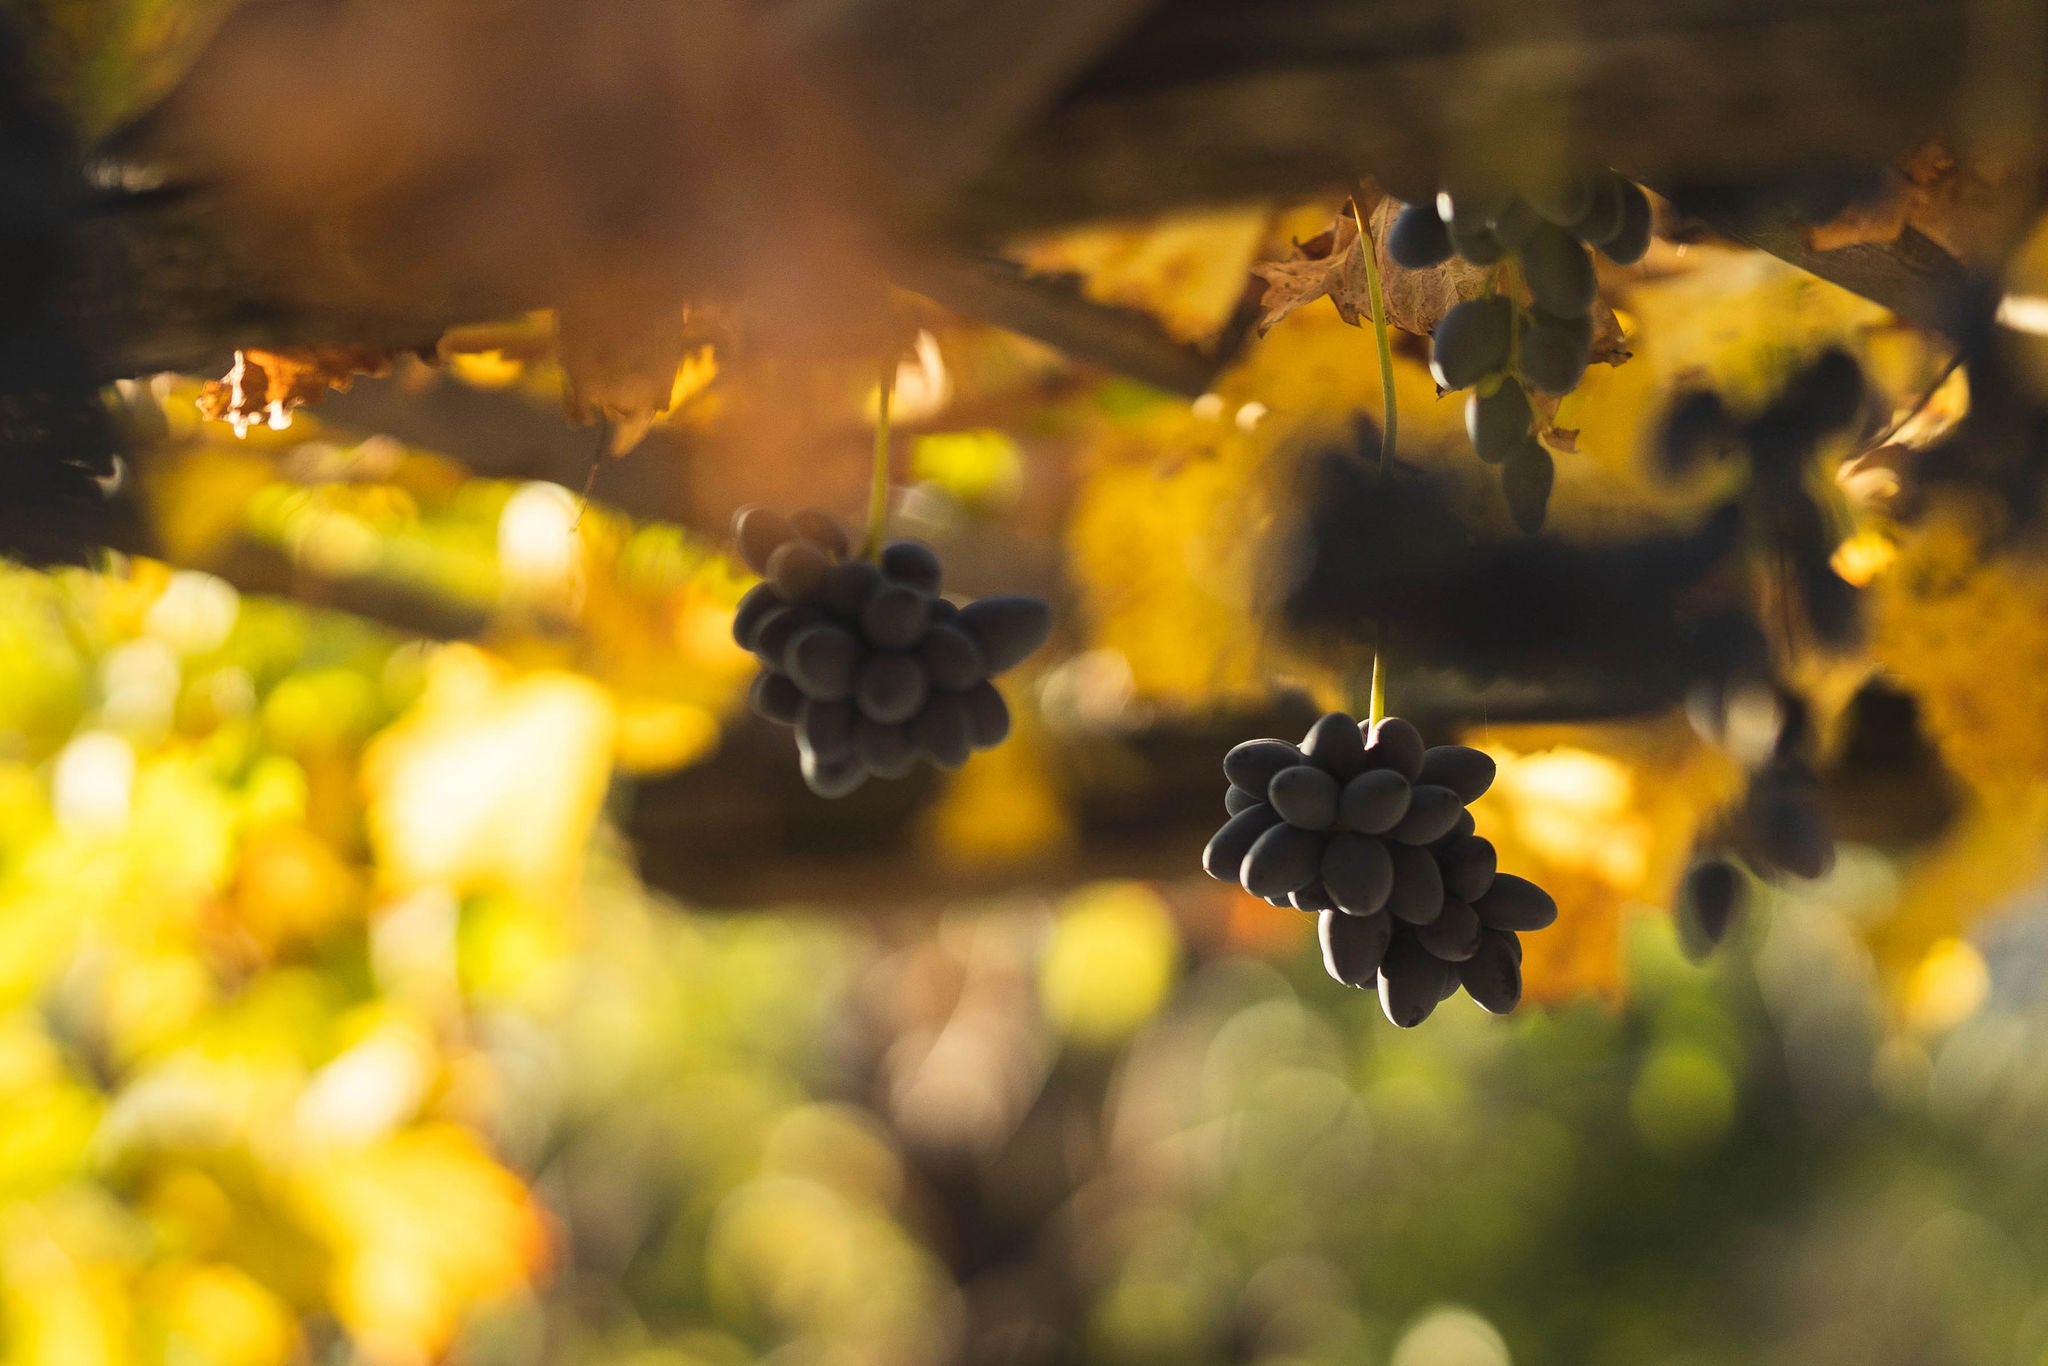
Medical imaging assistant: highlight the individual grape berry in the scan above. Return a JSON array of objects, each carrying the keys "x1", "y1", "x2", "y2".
[
  {"x1": 1489, "y1": 197, "x2": 1542, "y2": 250},
  {"x1": 1322, "y1": 832, "x2": 1394, "y2": 916},
  {"x1": 1416, "y1": 745, "x2": 1496, "y2": 803},
  {"x1": 1745, "y1": 773, "x2": 1834, "y2": 880},
  {"x1": 734, "y1": 505, "x2": 796, "y2": 573},
  {"x1": 1501, "y1": 438, "x2": 1555, "y2": 535},
  {"x1": 1391, "y1": 785, "x2": 1465, "y2": 845},
  {"x1": 788, "y1": 624, "x2": 862, "y2": 702},
  {"x1": 961, "y1": 681, "x2": 1011, "y2": 749},
  {"x1": 1430, "y1": 297, "x2": 1514, "y2": 391},
  {"x1": 909, "y1": 691, "x2": 973, "y2": 769},
  {"x1": 1473, "y1": 874, "x2": 1558, "y2": 931},
  {"x1": 732, "y1": 582, "x2": 783, "y2": 650},
  {"x1": 1604, "y1": 181, "x2": 1654, "y2": 265},
  {"x1": 1467, "y1": 381, "x2": 1534, "y2": 465},
  {"x1": 1224, "y1": 738, "x2": 1305, "y2": 792},
  {"x1": 1521, "y1": 224, "x2": 1598, "y2": 317},
  {"x1": 1516, "y1": 310, "x2": 1592, "y2": 395},
  {"x1": 1679, "y1": 855, "x2": 1743, "y2": 959},
  {"x1": 790, "y1": 508, "x2": 851, "y2": 558},
  {"x1": 1388, "y1": 202, "x2": 1455, "y2": 269},
  {"x1": 1300, "y1": 710, "x2": 1368, "y2": 778},
  {"x1": 856, "y1": 651, "x2": 929, "y2": 726},
  {"x1": 1319, "y1": 909, "x2": 1393, "y2": 988},
  {"x1": 1437, "y1": 835, "x2": 1497, "y2": 903},
  {"x1": 1652, "y1": 389, "x2": 1737, "y2": 482},
  {"x1": 754, "y1": 604, "x2": 820, "y2": 670},
  {"x1": 1569, "y1": 173, "x2": 1627, "y2": 247},
  {"x1": 1241, "y1": 822, "x2": 1325, "y2": 897},
  {"x1": 1225, "y1": 785, "x2": 1262, "y2": 816},
  {"x1": 1363, "y1": 717, "x2": 1425, "y2": 780},
  {"x1": 1291, "y1": 881, "x2": 1335, "y2": 913},
  {"x1": 801, "y1": 747, "x2": 867, "y2": 799},
  {"x1": 1205, "y1": 804, "x2": 1281, "y2": 880},
  {"x1": 959, "y1": 596, "x2": 1054, "y2": 673},
  {"x1": 1433, "y1": 808, "x2": 1476, "y2": 849},
  {"x1": 855, "y1": 718, "x2": 918, "y2": 780},
  {"x1": 919, "y1": 624, "x2": 984, "y2": 691},
  {"x1": 749, "y1": 670, "x2": 804, "y2": 725},
  {"x1": 768, "y1": 539, "x2": 832, "y2": 602},
  {"x1": 1458, "y1": 929, "x2": 1524, "y2": 1013},
  {"x1": 1415, "y1": 896, "x2": 1482, "y2": 962},
  {"x1": 822, "y1": 558, "x2": 884, "y2": 618},
  {"x1": 879, "y1": 539, "x2": 942, "y2": 593},
  {"x1": 1760, "y1": 346, "x2": 1865, "y2": 454},
  {"x1": 798, "y1": 698, "x2": 860, "y2": 763},
  {"x1": 1446, "y1": 221, "x2": 1506, "y2": 266},
  {"x1": 1438, "y1": 182, "x2": 1513, "y2": 236},
  {"x1": 1385, "y1": 842, "x2": 1445, "y2": 924},
  {"x1": 862, "y1": 584, "x2": 929, "y2": 651},
  {"x1": 1269, "y1": 764, "x2": 1340, "y2": 829},
  {"x1": 1526, "y1": 173, "x2": 1594, "y2": 228},
  {"x1": 1379, "y1": 933, "x2": 1451, "y2": 1027},
  {"x1": 1338, "y1": 768, "x2": 1411, "y2": 835}
]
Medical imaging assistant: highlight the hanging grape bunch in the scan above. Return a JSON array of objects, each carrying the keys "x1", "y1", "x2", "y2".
[
  {"x1": 730, "y1": 506, "x2": 1052, "y2": 798},
  {"x1": 1202, "y1": 711, "x2": 1557, "y2": 1026},
  {"x1": 1655, "y1": 346, "x2": 1867, "y2": 646},
  {"x1": 1386, "y1": 168, "x2": 1654, "y2": 535},
  {"x1": 1677, "y1": 675, "x2": 1836, "y2": 959},
  {"x1": 1652, "y1": 351, "x2": 1869, "y2": 959}
]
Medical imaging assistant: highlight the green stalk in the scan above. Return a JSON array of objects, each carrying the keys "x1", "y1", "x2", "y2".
[
  {"x1": 862, "y1": 360, "x2": 896, "y2": 561},
  {"x1": 1352, "y1": 193, "x2": 1398, "y2": 723}
]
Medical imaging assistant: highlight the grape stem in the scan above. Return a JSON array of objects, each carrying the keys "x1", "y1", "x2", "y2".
[
  {"x1": 570, "y1": 418, "x2": 608, "y2": 533},
  {"x1": 1351, "y1": 191, "x2": 1396, "y2": 725},
  {"x1": 1350, "y1": 195, "x2": 1397, "y2": 470},
  {"x1": 862, "y1": 358, "x2": 896, "y2": 561}
]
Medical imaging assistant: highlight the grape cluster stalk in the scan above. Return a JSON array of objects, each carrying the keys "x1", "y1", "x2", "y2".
[
  {"x1": 1204, "y1": 711, "x2": 1557, "y2": 1026},
  {"x1": 731, "y1": 506, "x2": 1051, "y2": 797}
]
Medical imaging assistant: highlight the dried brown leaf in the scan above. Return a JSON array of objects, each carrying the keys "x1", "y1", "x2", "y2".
[
  {"x1": 555, "y1": 297, "x2": 692, "y2": 456},
  {"x1": 1800, "y1": 141, "x2": 2018, "y2": 264},
  {"x1": 197, "y1": 345, "x2": 396, "y2": 434}
]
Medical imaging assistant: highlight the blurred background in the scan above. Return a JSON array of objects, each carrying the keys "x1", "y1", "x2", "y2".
[{"x1": 9, "y1": 1, "x2": 2048, "y2": 1364}]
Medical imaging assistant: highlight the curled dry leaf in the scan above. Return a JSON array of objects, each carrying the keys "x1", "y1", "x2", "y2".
[
  {"x1": 1800, "y1": 140, "x2": 2016, "y2": 263},
  {"x1": 197, "y1": 344, "x2": 398, "y2": 435},
  {"x1": 555, "y1": 294, "x2": 693, "y2": 456},
  {"x1": 1251, "y1": 195, "x2": 1630, "y2": 369}
]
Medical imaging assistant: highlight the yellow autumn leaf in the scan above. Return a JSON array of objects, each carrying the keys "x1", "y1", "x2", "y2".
[
  {"x1": 296, "y1": 1125, "x2": 547, "y2": 1364},
  {"x1": 363, "y1": 649, "x2": 615, "y2": 898},
  {"x1": 1009, "y1": 208, "x2": 1272, "y2": 345}
]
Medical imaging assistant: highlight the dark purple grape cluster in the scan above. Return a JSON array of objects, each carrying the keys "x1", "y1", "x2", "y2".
[
  {"x1": 1655, "y1": 348, "x2": 1867, "y2": 646},
  {"x1": 729, "y1": 506, "x2": 1052, "y2": 798},
  {"x1": 1676, "y1": 616, "x2": 1837, "y2": 957},
  {"x1": 1387, "y1": 169, "x2": 1654, "y2": 535},
  {"x1": 1202, "y1": 711, "x2": 1557, "y2": 1026}
]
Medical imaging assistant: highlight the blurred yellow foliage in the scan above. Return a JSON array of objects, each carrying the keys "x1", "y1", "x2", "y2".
[
  {"x1": 924, "y1": 710, "x2": 1072, "y2": 868},
  {"x1": 363, "y1": 648, "x2": 615, "y2": 898},
  {"x1": 1039, "y1": 882, "x2": 1180, "y2": 1044},
  {"x1": 1471, "y1": 720, "x2": 1737, "y2": 1001},
  {"x1": 299, "y1": 1125, "x2": 547, "y2": 1364}
]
